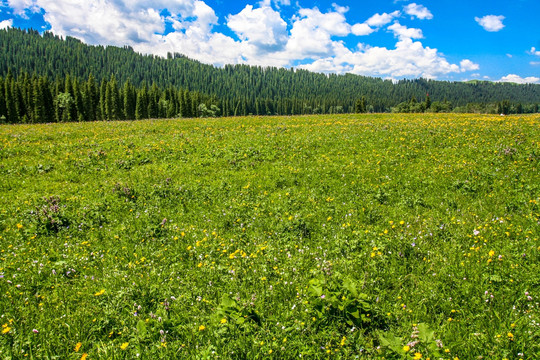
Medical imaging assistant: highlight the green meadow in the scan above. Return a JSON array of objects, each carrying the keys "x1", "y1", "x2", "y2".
[{"x1": 0, "y1": 114, "x2": 539, "y2": 359}]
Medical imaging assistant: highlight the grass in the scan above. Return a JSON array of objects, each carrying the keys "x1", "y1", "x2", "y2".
[{"x1": 0, "y1": 113, "x2": 539, "y2": 359}]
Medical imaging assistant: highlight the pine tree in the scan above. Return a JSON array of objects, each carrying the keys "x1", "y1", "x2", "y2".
[
  {"x1": 0, "y1": 77, "x2": 6, "y2": 122},
  {"x1": 33, "y1": 77, "x2": 46, "y2": 123},
  {"x1": 123, "y1": 79, "x2": 136, "y2": 120},
  {"x1": 5, "y1": 73, "x2": 18, "y2": 123}
]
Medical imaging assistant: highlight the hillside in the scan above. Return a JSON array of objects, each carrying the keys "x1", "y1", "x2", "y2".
[{"x1": 0, "y1": 27, "x2": 539, "y2": 122}]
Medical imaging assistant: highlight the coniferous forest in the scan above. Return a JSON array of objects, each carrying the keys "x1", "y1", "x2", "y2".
[{"x1": 1, "y1": 27, "x2": 539, "y2": 124}]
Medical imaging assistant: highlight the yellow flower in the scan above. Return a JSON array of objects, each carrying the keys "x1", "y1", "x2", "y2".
[
  {"x1": 80, "y1": 354, "x2": 88, "y2": 360},
  {"x1": 16, "y1": 223, "x2": 23, "y2": 229},
  {"x1": 198, "y1": 325, "x2": 206, "y2": 331},
  {"x1": 507, "y1": 332, "x2": 514, "y2": 339},
  {"x1": 220, "y1": 318, "x2": 227, "y2": 324},
  {"x1": 120, "y1": 342, "x2": 129, "y2": 350},
  {"x1": 403, "y1": 345, "x2": 410, "y2": 352},
  {"x1": 488, "y1": 250, "x2": 495, "y2": 257},
  {"x1": 413, "y1": 352, "x2": 422, "y2": 359},
  {"x1": 1, "y1": 327, "x2": 11, "y2": 334},
  {"x1": 74, "y1": 342, "x2": 82, "y2": 352},
  {"x1": 94, "y1": 289, "x2": 105, "y2": 296}
]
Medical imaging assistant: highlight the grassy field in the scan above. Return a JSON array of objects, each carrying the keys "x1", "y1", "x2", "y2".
[{"x1": 0, "y1": 114, "x2": 539, "y2": 359}]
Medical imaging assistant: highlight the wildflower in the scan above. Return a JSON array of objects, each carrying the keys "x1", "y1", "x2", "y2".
[
  {"x1": 220, "y1": 318, "x2": 227, "y2": 324},
  {"x1": 2, "y1": 327, "x2": 11, "y2": 334},
  {"x1": 17, "y1": 223, "x2": 23, "y2": 229},
  {"x1": 403, "y1": 345, "x2": 410, "y2": 352},
  {"x1": 94, "y1": 289, "x2": 105, "y2": 296},
  {"x1": 507, "y1": 332, "x2": 514, "y2": 340},
  {"x1": 80, "y1": 354, "x2": 88, "y2": 360},
  {"x1": 198, "y1": 325, "x2": 206, "y2": 331},
  {"x1": 120, "y1": 342, "x2": 129, "y2": 350},
  {"x1": 74, "y1": 342, "x2": 82, "y2": 352},
  {"x1": 413, "y1": 352, "x2": 422, "y2": 359},
  {"x1": 488, "y1": 250, "x2": 495, "y2": 257},
  {"x1": 32, "y1": 329, "x2": 39, "y2": 334}
]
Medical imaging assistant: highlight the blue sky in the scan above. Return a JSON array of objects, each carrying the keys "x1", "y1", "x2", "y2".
[{"x1": 1, "y1": 0, "x2": 539, "y2": 83}]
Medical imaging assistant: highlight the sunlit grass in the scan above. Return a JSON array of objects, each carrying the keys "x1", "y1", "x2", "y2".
[{"x1": 0, "y1": 114, "x2": 539, "y2": 359}]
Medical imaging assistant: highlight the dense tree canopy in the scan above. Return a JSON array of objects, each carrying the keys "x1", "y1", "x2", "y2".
[{"x1": 0, "y1": 27, "x2": 539, "y2": 123}]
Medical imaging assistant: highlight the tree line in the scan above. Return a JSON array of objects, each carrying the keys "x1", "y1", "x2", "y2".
[
  {"x1": 0, "y1": 27, "x2": 539, "y2": 123},
  {"x1": 0, "y1": 71, "x2": 218, "y2": 124}
]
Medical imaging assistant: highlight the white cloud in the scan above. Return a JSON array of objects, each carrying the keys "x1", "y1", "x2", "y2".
[
  {"x1": 351, "y1": 23, "x2": 375, "y2": 36},
  {"x1": 530, "y1": 61, "x2": 540, "y2": 66},
  {"x1": 227, "y1": 5, "x2": 287, "y2": 52},
  {"x1": 299, "y1": 38, "x2": 463, "y2": 79},
  {"x1": 475, "y1": 15, "x2": 505, "y2": 32},
  {"x1": 284, "y1": 7, "x2": 351, "y2": 59},
  {"x1": 0, "y1": 19, "x2": 13, "y2": 29},
  {"x1": 404, "y1": 3, "x2": 433, "y2": 20},
  {"x1": 351, "y1": 10, "x2": 400, "y2": 37},
  {"x1": 528, "y1": 47, "x2": 540, "y2": 56},
  {"x1": 259, "y1": 0, "x2": 290, "y2": 7},
  {"x1": 387, "y1": 22, "x2": 423, "y2": 40},
  {"x1": 498, "y1": 74, "x2": 540, "y2": 84},
  {"x1": 365, "y1": 11, "x2": 401, "y2": 27},
  {"x1": 6, "y1": 0, "x2": 198, "y2": 45},
  {"x1": 332, "y1": 3, "x2": 349, "y2": 14},
  {"x1": 460, "y1": 59, "x2": 480, "y2": 72}
]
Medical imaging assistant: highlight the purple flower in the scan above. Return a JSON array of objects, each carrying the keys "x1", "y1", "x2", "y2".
[{"x1": 33, "y1": 329, "x2": 39, "y2": 334}]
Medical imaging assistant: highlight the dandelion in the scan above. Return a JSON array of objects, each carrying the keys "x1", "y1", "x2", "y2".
[
  {"x1": 120, "y1": 342, "x2": 129, "y2": 350},
  {"x1": 80, "y1": 354, "x2": 88, "y2": 360},
  {"x1": 2, "y1": 326, "x2": 11, "y2": 334},
  {"x1": 198, "y1": 325, "x2": 206, "y2": 331},
  {"x1": 403, "y1": 345, "x2": 410, "y2": 352},
  {"x1": 74, "y1": 342, "x2": 82, "y2": 352},
  {"x1": 413, "y1": 352, "x2": 422, "y2": 359},
  {"x1": 220, "y1": 318, "x2": 227, "y2": 324},
  {"x1": 16, "y1": 223, "x2": 23, "y2": 229},
  {"x1": 94, "y1": 289, "x2": 105, "y2": 296}
]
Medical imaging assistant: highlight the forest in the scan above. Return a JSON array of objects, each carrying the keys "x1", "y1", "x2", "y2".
[{"x1": 1, "y1": 27, "x2": 539, "y2": 123}]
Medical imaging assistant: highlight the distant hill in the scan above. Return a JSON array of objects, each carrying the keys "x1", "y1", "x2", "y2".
[{"x1": 0, "y1": 27, "x2": 539, "y2": 121}]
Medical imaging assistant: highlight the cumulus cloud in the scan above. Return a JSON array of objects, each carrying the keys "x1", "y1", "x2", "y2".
[
  {"x1": 259, "y1": 0, "x2": 290, "y2": 7},
  {"x1": 498, "y1": 74, "x2": 540, "y2": 84},
  {"x1": 0, "y1": 19, "x2": 13, "y2": 29},
  {"x1": 351, "y1": 23, "x2": 375, "y2": 36},
  {"x1": 528, "y1": 47, "x2": 540, "y2": 56},
  {"x1": 387, "y1": 22, "x2": 423, "y2": 40},
  {"x1": 6, "y1": 0, "x2": 198, "y2": 45},
  {"x1": 350, "y1": 11, "x2": 400, "y2": 37},
  {"x1": 299, "y1": 38, "x2": 465, "y2": 79},
  {"x1": 475, "y1": 15, "x2": 505, "y2": 32},
  {"x1": 404, "y1": 3, "x2": 433, "y2": 20},
  {"x1": 284, "y1": 7, "x2": 351, "y2": 59},
  {"x1": 459, "y1": 59, "x2": 480, "y2": 72},
  {"x1": 366, "y1": 11, "x2": 401, "y2": 27},
  {"x1": 227, "y1": 5, "x2": 287, "y2": 52}
]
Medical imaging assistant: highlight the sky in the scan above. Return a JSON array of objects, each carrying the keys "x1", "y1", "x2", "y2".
[{"x1": 1, "y1": 0, "x2": 539, "y2": 83}]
